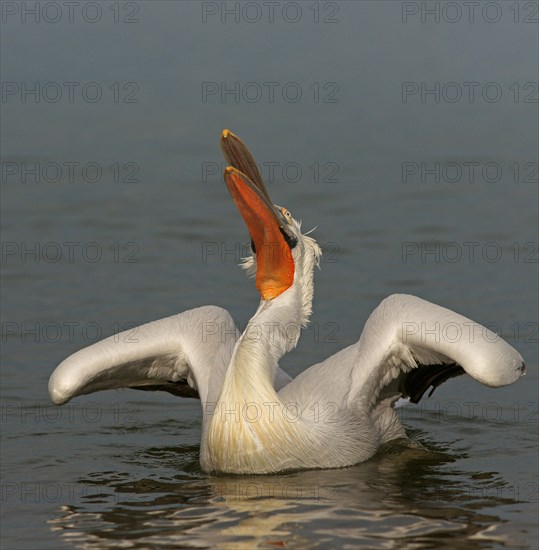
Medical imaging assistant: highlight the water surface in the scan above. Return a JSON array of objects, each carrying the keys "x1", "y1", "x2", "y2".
[{"x1": 1, "y1": 2, "x2": 537, "y2": 548}]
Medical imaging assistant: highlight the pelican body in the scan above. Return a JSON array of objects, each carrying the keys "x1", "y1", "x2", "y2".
[{"x1": 49, "y1": 130, "x2": 525, "y2": 474}]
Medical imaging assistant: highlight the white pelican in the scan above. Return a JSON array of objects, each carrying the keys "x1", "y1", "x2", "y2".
[{"x1": 49, "y1": 130, "x2": 525, "y2": 474}]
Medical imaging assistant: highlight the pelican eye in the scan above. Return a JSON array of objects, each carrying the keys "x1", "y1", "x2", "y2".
[
  {"x1": 278, "y1": 208, "x2": 296, "y2": 249},
  {"x1": 281, "y1": 208, "x2": 292, "y2": 222}
]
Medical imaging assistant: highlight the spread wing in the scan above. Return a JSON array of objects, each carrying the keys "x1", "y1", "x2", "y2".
[
  {"x1": 48, "y1": 306, "x2": 239, "y2": 406},
  {"x1": 280, "y1": 294, "x2": 525, "y2": 412}
]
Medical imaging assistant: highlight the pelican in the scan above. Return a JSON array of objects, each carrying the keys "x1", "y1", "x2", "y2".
[{"x1": 49, "y1": 130, "x2": 525, "y2": 474}]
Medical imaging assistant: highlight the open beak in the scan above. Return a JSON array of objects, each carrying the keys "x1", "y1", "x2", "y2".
[
  {"x1": 220, "y1": 129, "x2": 272, "y2": 204},
  {"x1": 224, "y1": 166, "x2": 295, "y2": 301}
]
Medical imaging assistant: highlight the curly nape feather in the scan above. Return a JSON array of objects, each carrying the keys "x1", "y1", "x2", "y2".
[{"x1": 295, "y1": 231, "x2": 322, "y2": 327}]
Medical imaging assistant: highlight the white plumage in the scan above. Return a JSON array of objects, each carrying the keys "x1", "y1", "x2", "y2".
[{"x1": 48, "y1": 130, "x2": 525, "y2": 474}]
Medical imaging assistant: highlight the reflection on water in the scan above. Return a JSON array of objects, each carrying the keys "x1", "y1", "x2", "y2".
[{"x1": 49, "y1": 437, "x2": 523, "y2": 549}]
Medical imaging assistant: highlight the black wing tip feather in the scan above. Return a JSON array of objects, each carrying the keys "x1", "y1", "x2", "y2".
[
  {"x1": 130, "y1": 380, "x2": 200, "y2": 399},
  {"x1": 401, "y1": 363, "x2": 466, "y2": 404}
]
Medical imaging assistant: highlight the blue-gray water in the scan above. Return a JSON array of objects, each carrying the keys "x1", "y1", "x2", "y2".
[{"x1": 1, "y1": 2, "x2": 538, "y2": 548}]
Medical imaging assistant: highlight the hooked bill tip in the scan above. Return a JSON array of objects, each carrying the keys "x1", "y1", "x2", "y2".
[{"x1": 222, "y1": 129, "x2": 230, "y2": 139}]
